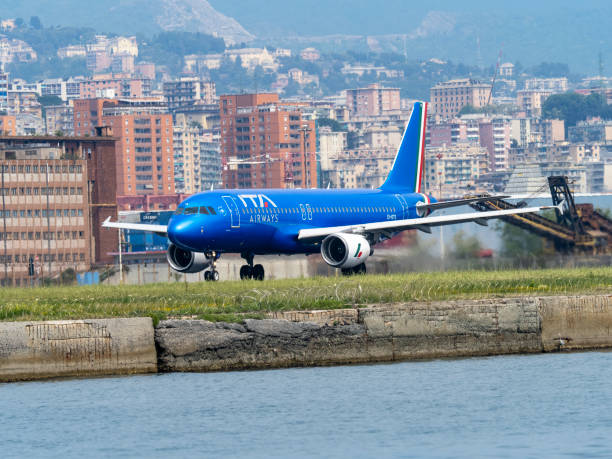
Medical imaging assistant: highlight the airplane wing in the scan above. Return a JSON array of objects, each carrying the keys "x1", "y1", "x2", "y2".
[
  {"x1": 297, "y1": 204, "x2": 559, "y2": 242},
  {"x1": 102, "y1": 217, "x2": 168, "y2": 236},
  {"x1": 419, "y1": 195, "x2": 510, "y2": 212}
]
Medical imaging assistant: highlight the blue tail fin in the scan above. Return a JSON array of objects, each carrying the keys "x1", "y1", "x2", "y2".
[{"x1": 379, "y1": 102, "x2": 427, "y2": 193}]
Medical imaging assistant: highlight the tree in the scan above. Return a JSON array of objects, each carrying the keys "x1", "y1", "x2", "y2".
[
  {"x1": 496, "y1": 222, "x2": 546, "y2": 259},
  {"x1": 29, "y1": 16, "x2": 42, "y2": 30},
  {"x1": 450, "y1": 230, "x2": 481, "y2": 259},
  {"x1": 317, "y1": 118, "x2": 346, "y2": 132},
  {"x1": 542, "y1": 92, "x2": 612, "y2": 129},
  {"x1": 530, "y1": 62, "x2": 570, "y2": 78},
  {"x1": 37, "y1": 95, "x2": 63, "y2": 107}
]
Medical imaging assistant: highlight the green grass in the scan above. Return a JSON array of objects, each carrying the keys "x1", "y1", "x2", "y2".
[{"x1": 1, "y1": 267, "x2": 611, "y2": 322}]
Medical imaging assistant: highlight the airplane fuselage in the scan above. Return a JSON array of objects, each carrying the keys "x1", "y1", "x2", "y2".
[{"x1": 167, "y1": 188, "x2": 434, "y2": 255}]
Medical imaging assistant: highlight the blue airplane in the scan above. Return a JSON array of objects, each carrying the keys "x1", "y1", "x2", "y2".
[{"x1": 104, "y1": 102, "x2": 558, "y2": 281}]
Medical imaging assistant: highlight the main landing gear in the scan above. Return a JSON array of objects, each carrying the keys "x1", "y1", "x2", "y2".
[
  {"x1": 204, "y1": 252, "x2": 220, "y2": 282},
  {"x1": 341, "y1": 263, "x2": 366, "y2": 276},
  {"x1": 239, "y1": 252, "x2": 265, "y2": 281}
]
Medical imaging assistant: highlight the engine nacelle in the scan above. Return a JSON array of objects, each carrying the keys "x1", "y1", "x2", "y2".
[
  {"x1": 321, "y1": 233, "x2": 370, "y2": 269},
  {"x1": 167, "y1": 243, "x2": 212, "y2": 273}
]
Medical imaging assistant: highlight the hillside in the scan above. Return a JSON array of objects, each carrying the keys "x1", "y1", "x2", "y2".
[
  {"x1": 2, "y1": 0, "x2": 254, "y2": 45},
  {"x1": 209, "y1": 0, "x2": 612, "y2": 72}
]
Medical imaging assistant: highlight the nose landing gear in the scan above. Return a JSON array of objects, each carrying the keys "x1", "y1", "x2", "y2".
[
  {"x1": 240, "y1": 252, "x2": 265, "y2": 280},
  {"x1": 204, "y1": 251, "x2": 220, "y2": 281}
]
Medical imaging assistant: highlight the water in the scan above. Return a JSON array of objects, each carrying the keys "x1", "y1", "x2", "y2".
[{"x1": 2, "y1": 352, "x2": 612, "y2": 458}]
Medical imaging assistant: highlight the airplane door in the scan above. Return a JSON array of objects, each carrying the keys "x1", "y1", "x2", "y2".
[
  {"x1": 222, "y1": 195, "x2": 240, "y2": 228},
  {"x1": 395, "y1": 194, "x2": 408, "y2": 219}
]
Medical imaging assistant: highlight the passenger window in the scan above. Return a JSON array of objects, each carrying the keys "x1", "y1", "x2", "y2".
[
  {"x1": 200, "y1": 206, "x2": 209, "y2": 215},
  {"x1": 208, "y1": 206, "x2": 216, "y2": 215}
]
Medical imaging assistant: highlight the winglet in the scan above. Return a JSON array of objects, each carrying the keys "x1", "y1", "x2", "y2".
[{"x1": 103, "y1": 216, "x2": 112, "y2": 226}]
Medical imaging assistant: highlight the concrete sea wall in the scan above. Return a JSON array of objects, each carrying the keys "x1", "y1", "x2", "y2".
[
  {"x1": 0, "y1": 318, "x2": 157, "y2": 382},
  {"x1": 2, "y1": 295, "x2": 612, "y2": 381}
]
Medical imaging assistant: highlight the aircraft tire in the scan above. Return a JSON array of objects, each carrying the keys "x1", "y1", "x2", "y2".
[
  {"x1": 204, "y1": 271, "x2": 211, "y2": 281},
  {"x1": 253, "y1": 264, "x2": 265, "y2": 281},
  {"x1": 341, "y1": 268, "x2": 353, "y2": 276},
  {"x1": 240, "y1": 265, "x2": 252, "y2": 280},
  {"x1": 353, "y1": 263, "x2": 366, "y2": 275},
  {"x1": 211, "y1": 270, "x2": 220, "y2": 281}
]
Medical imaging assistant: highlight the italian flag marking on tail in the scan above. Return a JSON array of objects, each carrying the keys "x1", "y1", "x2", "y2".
[{"x1": 415, "y1": 102, "x2": 427, "y2": 193}]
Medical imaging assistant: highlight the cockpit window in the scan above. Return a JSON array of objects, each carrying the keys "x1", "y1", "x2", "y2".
[
  {"x1": 208, "y1": 206, "x2": 216, "y2": 215},
  {"x1": 174, "y1": 207, "x2": 184, "y2": 215},
  {"x1": 184, "y1": 207, "x2": 197, "y2": 215},
  {"x1": 199, "y1": 206, "x2": 209, "y2": 215}
]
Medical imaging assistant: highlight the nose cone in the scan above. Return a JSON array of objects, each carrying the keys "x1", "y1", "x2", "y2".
[{"x1": 167, "y1": 216, "x2": 200, "y2": 251}]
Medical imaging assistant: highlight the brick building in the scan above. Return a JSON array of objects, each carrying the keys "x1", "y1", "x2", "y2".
[
  {"x1": 0, "y1": 135, "x2": 118, "y2": 285},
  {"x1": 0, "y1": 115, "x2": 16, "y2": 135},
  {"x1": 73, "y1": 99, "x2": 175, "y2": 199},
  {"x1": 220, "y1": 93, "x2": 316, "y2": 189}
]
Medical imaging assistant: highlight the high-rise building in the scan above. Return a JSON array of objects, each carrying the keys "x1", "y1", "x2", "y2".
[
  {"x1": 74, "y1": 98, "x2": 175, "y2": 199},
  {"x1": 346, "y1": 84, "x2": 400, "y2": 117},
  {"x1": 220, "y1": 93, "x2": 316, "y2": 189},
  {"x1": 430, "y1": 79, "x2": 492, "y2": 119}
]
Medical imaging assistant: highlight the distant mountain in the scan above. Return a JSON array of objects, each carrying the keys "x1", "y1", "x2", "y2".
[
  {"x1": 2, "y1": 0, "x2": 254, "y2": 44},
  {"x1": 208, "y1": 0, "x2": 612, "y2": 73}
]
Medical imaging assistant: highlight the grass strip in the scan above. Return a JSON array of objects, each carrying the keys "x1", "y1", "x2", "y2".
[{"x1": 0, "y1": 266, "x2": 611, "y2": 323}]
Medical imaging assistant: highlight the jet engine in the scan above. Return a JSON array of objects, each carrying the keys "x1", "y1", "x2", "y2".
[
  {"x1": 166, "y1": 243, "x2": 212, "y2": 273},
  {"x1": 321, "y1": 233, "x2": 371, "y2": 269}
]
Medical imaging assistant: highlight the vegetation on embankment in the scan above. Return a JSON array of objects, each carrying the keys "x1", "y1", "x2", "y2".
[{"x1": 1, "y1": 267, "x2": 611, "y2": 323}]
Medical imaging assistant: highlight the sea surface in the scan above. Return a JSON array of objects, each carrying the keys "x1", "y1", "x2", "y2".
[{"x1": 2, "y1": 352, "x2": 612, "y2": 458}]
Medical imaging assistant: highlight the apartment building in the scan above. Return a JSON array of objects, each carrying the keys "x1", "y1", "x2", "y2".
[
  {"x1": 524, "y1": 77, "x2": 568, "y2": 93},
  {"x1": 319, "y1": 146, "x2": 395, "y2": 189},
  {"x1": 346, "y1": 84, "x2": 401, "y2": 117},
  {"x1": 430, "y1": 79, "x2": 492, "y2": 119},
  {"x1": 45, "y1": 105, "x2": 74, "y2": 135},
  {"x1": 163, "y1": 78, "x2": 216, "y2": 111},
  {"x1": 427, "y1": 114, "x2": 511, "y2": 171},
  {"x1": 516, "y1": 89, "x2": 552, "y2": 117},
  {"x1": 424, "y1": 144, "x2": 489, "y2": 195},
  {"x1": 79, "y1": 74, "x2": 152, "y2": 99},
  {"x1": 220, "y1": 93, "x2": 316, "y2": 189}
]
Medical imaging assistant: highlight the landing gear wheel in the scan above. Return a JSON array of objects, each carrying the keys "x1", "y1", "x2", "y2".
[
  {"x1": 252, "y1": 264, "x2": 265, "y2": 281},
  {"x1": 204, "y1": 271, "x2": 211, "y2": 281},
  {"x1": 353, "y1": 263, "x2": 366, "y2": 275},
  {"x1": 240, "y1": 265, "x2": 253, "y2": 280},
  {"x1": 211, "y1": 270, "x2": 219, "y2": 282},
  {"x1": 341, "y1": 268, "x2": 353, "y2": 276}
]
